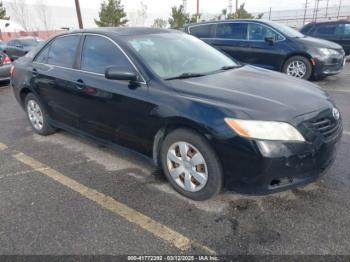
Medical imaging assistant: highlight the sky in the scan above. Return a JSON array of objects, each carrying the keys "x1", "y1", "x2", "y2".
[{"x1": 23, "y1": 0, "x2": 350, "y2": 14}]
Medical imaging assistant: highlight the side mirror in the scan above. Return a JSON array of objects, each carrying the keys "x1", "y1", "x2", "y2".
[
  {"x1": 264, "y1": 36, "x2": 275, "y2": 45},
  {"x1": 105, "y1": 66, "x2": 138, "y2": 82}
]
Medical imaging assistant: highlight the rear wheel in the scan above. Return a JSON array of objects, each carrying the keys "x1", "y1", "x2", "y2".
[
  {"x1": 25, "y1": 93, "x2": 56, "y2": 136},
  {"x1": 160, "y1": 129, "x2": 223, "y2": 201},
  {"x1": 282, "y1": 56, "x2": 313, "y2": 80}
]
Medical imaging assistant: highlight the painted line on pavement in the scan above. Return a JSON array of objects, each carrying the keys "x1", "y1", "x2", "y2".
[
  {"x1": 11, "y1": 150, "x2": 215, "y2": 254},
  {"x1": 322, "y1": 89, "x2": 350, "y2": 93},
  {"x1": 344, "y1": 131, "x2": 350, "y2": 136},
  {"x1": 0, "y1": 142, "x2": 8, "y2": 151}
]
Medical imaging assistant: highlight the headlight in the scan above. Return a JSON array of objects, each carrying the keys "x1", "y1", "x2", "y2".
[
  {"x1": 318, "y1": 48, "x2": 339, "y2": 56},
  {"x1": 224, "y1": 118, "x2": 305, "y2": 142}
]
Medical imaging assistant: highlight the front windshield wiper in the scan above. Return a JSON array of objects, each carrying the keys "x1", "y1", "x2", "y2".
[
  {"x1": 165, "y1": 72, "x2": 206, "y2": 80},
  {"x1": 220, "y1": 65, "x2": 242, "y2": 71}
]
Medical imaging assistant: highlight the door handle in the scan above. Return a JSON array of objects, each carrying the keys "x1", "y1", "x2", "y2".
[
  {"x1": 75, "y1": 79, "x2": 85, "y2": 90},
  {"x1": 32, "y1": 68, "x2": 39, "y2": 77}
]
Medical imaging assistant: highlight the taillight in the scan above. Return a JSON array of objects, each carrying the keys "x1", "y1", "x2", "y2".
[
  {"x1": 10, "y1": 65, "x2": 15, "y2": 76},
  {"x1": 3, "y1": 55, "x2": 11, "y2": 64}
]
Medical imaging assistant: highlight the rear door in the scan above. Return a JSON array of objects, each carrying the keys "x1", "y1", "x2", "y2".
[
  {"x1": 32, "y1": 34, "x2": 83, "y2": 129},
  {"x1": 209, "y1": 22, "x2": 249, "y2": 63}
]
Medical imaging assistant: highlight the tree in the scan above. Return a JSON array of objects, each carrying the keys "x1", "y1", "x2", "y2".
[
  {"x1": 227, "y1": 3, "x2": 263, "y2": 19},
  {"x1": 36, "y1": 0, "x2": 51, "y2": 30},
  {"x1": 152, "y1": 18, "x2": 167, "y2": 28},
  {"x1": 168, "y1": 5, "x2": 189, "y2": 29},
  {"x1": 9, "y1": 0, "x2": 30, "y2": 30},
  {"x1": 0, "y1": 1, "x2": 9, "y2": 20},
  {"x1": 137, "y1": 1, "x2": 147, "y2": 26},
  {"x1": 95, "y1": 0, "x2": 128, "y2": 27}
]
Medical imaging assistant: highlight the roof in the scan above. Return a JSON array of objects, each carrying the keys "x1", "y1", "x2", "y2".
[
  {"x1": 69, "y1": 27, "x2": 179, "y2": 36},
  {"x1": 185, "y1": 19, "x2": 270, "y2": 28}
]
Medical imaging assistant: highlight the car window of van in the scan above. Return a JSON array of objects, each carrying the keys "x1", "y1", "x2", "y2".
[
  {"x1": 316, "y1": 24, "x2": 337, "y2": 35},
  {"x1": 81, "y1": 35, "x2": 132, "y2": 75},
  {"x1": 190, "y1": 24, "x2": 215, "y2": 38},
  {"x1": 344, "y1": 24, "x2": 350, "y2": 35},
  {"x1": 248, "y1": 23, "x2": 283, "y2": 41},
  {"x1": 47, "y1": 35, "x2": 80, "y2": 68},
  {"x1": 216, "y1": 23, "x2": 248, "y2": 40}
]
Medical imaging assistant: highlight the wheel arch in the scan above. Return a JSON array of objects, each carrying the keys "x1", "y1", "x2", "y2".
[
  {"x1": 152, "y1": 117, "x2": 215, "y2": 167},
  {"x1": 281, "y1": 52, "x2": 314, "y2": 71}
]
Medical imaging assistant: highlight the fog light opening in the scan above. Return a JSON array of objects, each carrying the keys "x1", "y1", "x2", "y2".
[
  {"x1": 270, "y1": 179, "x2": 281, "y2": 187},
  {"x1": 270, "y1": 177, "x2": 293, "y2": 188}
]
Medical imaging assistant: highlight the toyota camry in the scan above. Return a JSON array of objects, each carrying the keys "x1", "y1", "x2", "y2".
[{"x1": 11, "y1": 28, "x2": 343, "y2": 200}]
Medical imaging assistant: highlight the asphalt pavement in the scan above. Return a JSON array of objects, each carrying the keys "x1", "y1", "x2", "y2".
[{"x1": 0, "y1": 64, "x2": 349, "y2": 256}]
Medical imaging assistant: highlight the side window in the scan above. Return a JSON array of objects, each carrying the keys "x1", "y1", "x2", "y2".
[
  {"x1": 189, "y1": 24, "x2": 215, "y2": 38},
  {"x1": 300, "y1": 24, "x2": 314, "y2": 34},
  {"x1": 35, "y1": 44, "x2": 51, "y2": 63},
  {"x1": 343, "y1": 24, "x2": 350, "y2": 37},
  {"x1": 81, "y1": 35, "x2": 132, "y2": 75},
  {"x1": 216, "y1": 23, "x2": 247, "y2": 40},
  {"x1": 7, "y1": 40, "x2": 14, "y2": 46},
  {"x1": 316, "y1": 24, "x2": 337, "y2": 35},
  {"x1": 248, "y1": 23, "x2": 282, "y2": 41},
  {"x1": 47, "y1": 35, "x2": 80, "y2": 68}
]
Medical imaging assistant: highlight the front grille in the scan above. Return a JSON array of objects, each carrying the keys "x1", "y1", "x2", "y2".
[{"x1": 308, "y1": 112, "x2": 342, "y2": 141}]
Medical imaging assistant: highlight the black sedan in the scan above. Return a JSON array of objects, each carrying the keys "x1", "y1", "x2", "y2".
[
  {"x1": 184, "y1": 20, "x2": 346, "y2": 80},
  {"x1": 11, "y1": 28, "x2": 342, "y2": 200}
]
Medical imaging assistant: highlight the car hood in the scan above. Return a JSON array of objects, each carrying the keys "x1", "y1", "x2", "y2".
[
  {"x1": 166, "y1": 66, "x2": 334, "y2": 121},
  {"x1": 295, "y1": 36, "x2": 343, "y2": 50}
]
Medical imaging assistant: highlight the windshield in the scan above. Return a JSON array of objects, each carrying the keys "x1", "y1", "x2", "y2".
[
  {"x1": 126, "y1": 33, "x2": 238, "y2": 79},
  {"x1": 21, "y1": 38, "x2": 39, "y2": 46},
  {"x1": 267, "y1": 21, "x2": 304, "y2": 38}
]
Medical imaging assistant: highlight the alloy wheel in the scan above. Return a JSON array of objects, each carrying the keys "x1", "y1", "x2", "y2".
[
  {"x1": 27, "y1": 99, "x2": 44, "y2": 131},
  {"x1": 286, "y1": 60, "x2": 307, "y2": 78},
  {"x1": 166, "y1": 141, "x2": 208, "y2": 192}
]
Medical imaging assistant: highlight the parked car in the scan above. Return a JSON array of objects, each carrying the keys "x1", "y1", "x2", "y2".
[
  {"x1": 0, "y1": 40, "x2": 7, "y2": 51},
  {"x1": 11, "y1": 28, "x2": 342, "y2": 200},
  {"x1": 184, "y1": 19, "x2": 346, "y2": 80},
  {"x1": 4, "y1": 37, "x2": 41, "y2": 61},
  {"x1": 0, "y1": 52, "x2": 12, "y2": 82},
  {"x1": 300, "y1": 20, "x2": 350, "y2": 56}
]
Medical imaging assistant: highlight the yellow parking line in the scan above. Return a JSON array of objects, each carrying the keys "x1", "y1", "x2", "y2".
[
  {"x1": 0, "y1": 142, "x2": 8, "y2": 151},
  {"x1": 12, "y1": 152, "x2": 215, "y2": 254}
]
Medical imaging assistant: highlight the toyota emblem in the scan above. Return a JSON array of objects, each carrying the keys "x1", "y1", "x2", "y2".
[{"x1": 332, "y1": 108, "x2": 340, "y2": 120}]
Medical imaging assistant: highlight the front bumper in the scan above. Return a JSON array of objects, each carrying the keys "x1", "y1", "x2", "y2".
[
  {"x1": 313, "y1": 54, "x2": 346, "y2": 78},
  {"x1": 214, "y1": 110, "x2": 342, "y2": 195}
]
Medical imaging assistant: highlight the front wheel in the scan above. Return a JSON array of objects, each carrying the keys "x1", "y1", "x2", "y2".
[
  {"x1": 282, "y1": 56, "x2": 313, "y2": 80},
  {"x1": 160, "y1": 129, "x2": 223, "y2": 201}
]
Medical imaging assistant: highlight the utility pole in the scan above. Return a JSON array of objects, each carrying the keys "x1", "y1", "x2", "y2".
[
  {"x1": 325, "y1": 0, "x2": 330, "y2": 17},
  {"x1": 313, "y1": 0, "x2": 320, "y2": 22},
  {"x1": 303, "y1": 0, "x2": 309, "y2": 25},
  {"x1": 74, "y1": 0, "x2": 83, "y2": 29},
  {"x1": 337, "y1": 0, "x2": 342, "y2": 19},
  {"x1": 235, "y1": 0, "x2": 238, "y2": 13},
  {"x1": 269, "y1": 7, "x2": 272, "y2": 20},
  {"x1": 196, "y1": 0, "x2": 199, "y2": 22},
  {"x1": 228, "y1": 0, "x2": 233, "y2": 14}
]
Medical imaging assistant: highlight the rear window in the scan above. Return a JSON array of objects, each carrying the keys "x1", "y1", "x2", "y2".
[
  {"x1": 189, "y1": 24, "x2": 214, "y2": 38},
  {"x1": 300, "y1": 24, "x2": 314, "y2": 34},
  {"x1": 47, "y1": 35, "x2": 80, "y2": 68},
  {"x1": 216, "y1": 23, "x2": 247, "y2": 40}
]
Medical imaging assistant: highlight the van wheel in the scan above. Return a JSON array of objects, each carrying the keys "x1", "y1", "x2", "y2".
[
  {"x1": 160, "y1": 129, "x2": 223, "y2": 201},
  {"x1": 283, "y1": 56, "x2": 312, "y2": 80},
  {"x1": 25, "y1": 93, "x2": 56, "y2": 136}
]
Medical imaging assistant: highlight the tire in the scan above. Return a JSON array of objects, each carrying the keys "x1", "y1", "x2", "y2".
[
  {"x1": 282, "y1": 56, "x2": 313, "y2": 80},
  {"x1": 24, "y1": 93, "x2": 56, "y2": 136},
  {"x1": 160, "y1": 128, "x2": 223, "y2": 201}
]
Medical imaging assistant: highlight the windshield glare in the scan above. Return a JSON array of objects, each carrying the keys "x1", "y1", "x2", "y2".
[
  {"x1": 268, "y1": 21, "x2": 304, "y2": 38},
  {"x1": 126, "y1": 33, "x2": 238, "y2": 79}
]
